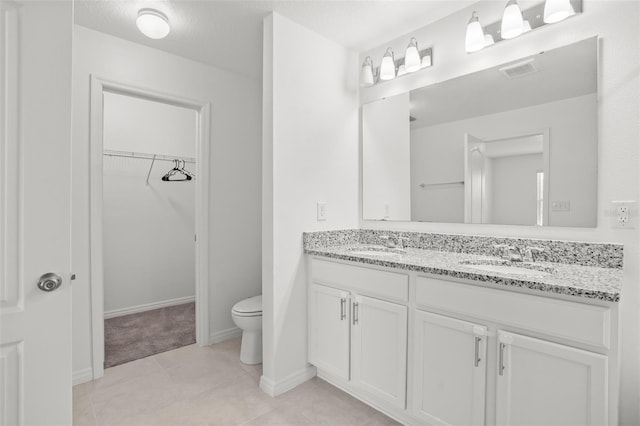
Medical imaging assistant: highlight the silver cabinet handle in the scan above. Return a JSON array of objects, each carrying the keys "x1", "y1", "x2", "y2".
[
  {"x1": 352, "y1": 302, "x2": 359, "y2": 325},
  {"x1": 474, "y1": 336, "x2": 481, "y2": 367},
  {"x1": 37, "y1": 273, "x2": 62, "y2": 292},
  {"x1": 499, "y1": 343, "x2": 506, "y2": 375},
  {"x1": 340, "y1": 298, "x2": 346, "y2": 320}
]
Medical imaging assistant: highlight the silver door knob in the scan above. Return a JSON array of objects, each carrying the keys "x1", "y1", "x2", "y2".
[{"x1": 37, "y1": 273, "x2": 62, "y2": 292}]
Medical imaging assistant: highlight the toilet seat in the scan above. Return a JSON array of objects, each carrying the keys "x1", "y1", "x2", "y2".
[{"x1": 232, "y1": 295, "x2": 262, "y2": 317}]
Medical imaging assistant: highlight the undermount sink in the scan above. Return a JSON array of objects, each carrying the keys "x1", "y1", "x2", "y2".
[
  {"x1": 459, "y1": 260, "x2": 555, "y2": 276},
  {"x1": 346, "y1": 246, "x2": 405, "y2": 257}
]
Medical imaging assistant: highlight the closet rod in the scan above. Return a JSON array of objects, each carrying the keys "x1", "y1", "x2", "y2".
[{"x1": 103, "y1": 149, "x2": 195, "y2": 164}]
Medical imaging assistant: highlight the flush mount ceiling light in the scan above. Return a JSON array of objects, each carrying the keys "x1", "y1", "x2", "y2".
[
  {"x1": 379, "y1": 48, "x2": 396, "y2": 81},
  {"x1": 404, "y1": 38, "x2": 421, "y2": 73},
  {"x1": 501, "y1": 0, "x2": 524, "y2": 39},
  {"x1": 136, "y1": 9, "x2": 170, "y2": 39},
  {"x1": 465, "y1": 11, "x2": 486, "y2": 53},
  {"x1": 360, "y1": 56, "x2": 375, "y2": 87},
  {"x1": 544, "y1": 0, "x2": 573, "y2": 23}
]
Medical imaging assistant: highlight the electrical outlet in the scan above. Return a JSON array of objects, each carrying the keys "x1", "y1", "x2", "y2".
[
  {"x1": 317, "y1": 202, "x2": 327, "y2": 221},
  {"x1": 611, "y1": 201, "x2": 636, "y2": 228}
]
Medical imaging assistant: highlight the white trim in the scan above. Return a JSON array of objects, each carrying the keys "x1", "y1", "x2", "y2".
[
  {"x1": 104, "y1": 297, "x2": 195, "y2": 319},
  {"x1": 89, "y1": 75, "x2": 211, "y2": 380},
  {"x1": 72, "y1": 368, "x2": 93, "y2": 386},
  {"x1": 209, "y1": 327, "x2": 242, "y2": 344},
  {"x1": 259, "y1": 365, "x2": 317, "y2": 397}
]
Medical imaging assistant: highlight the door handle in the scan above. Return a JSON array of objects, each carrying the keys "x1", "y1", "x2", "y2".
[
  {"x1": 37, "y1": 273, "x2": 62, "y2": 292},
  {"x1": 340, "y1": 298, "x2": 346, "y2": 320},
  {"x1": 352, "y1": 302, "x2": 359, "y2": 325},
  {"x1": 474, "y1": 336, "x2": 482, "y2": 367}
]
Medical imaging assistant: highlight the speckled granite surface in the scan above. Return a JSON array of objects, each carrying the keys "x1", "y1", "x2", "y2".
[{"x1": 303, "y1": 230, "x2": 623, "y2": 302}]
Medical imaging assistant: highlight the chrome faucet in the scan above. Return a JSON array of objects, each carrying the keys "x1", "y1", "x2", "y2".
[
  {"x1": 380, "y1": 235, "x2": 408, "y2": 250},
  {"x1": 494, "y1": 244, "x2": 544, "y2": 263}
]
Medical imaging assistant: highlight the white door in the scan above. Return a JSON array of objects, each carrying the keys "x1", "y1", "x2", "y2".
[
  {"x1": 412, "y1": 310, "x2": 487, "y2": 426},
  {"x1": 351, "y1": 294, "x2": 407, "y2": 409},
  {"x1": 0, "y1": 1, "x2": 73, "y2": 425},
  {"x1": 308, "y1": 283, "x2": 350, "y2": 380},
  {"x1": 464, "y1": 133, "x2": 486, "y2": 224},
  {"x1": 496, "y1": 331, "x2": 608, "y2": 426}
]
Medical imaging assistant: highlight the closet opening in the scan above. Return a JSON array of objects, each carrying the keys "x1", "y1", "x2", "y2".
[{"x1": 89, "y1": 76, "x2": 211, "y2": 378}]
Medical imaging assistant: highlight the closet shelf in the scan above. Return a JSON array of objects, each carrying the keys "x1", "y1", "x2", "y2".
[
  {"x1": 103, "y1": 149, "x2": 195, "y2": 164},
  {"x1": 103, "y1": 149, "x2": 196, "y2": 185}
]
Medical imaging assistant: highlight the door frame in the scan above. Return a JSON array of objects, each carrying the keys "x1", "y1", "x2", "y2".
[{"x1": 89, "y1": 75, "x2": 211, "y2": 379}]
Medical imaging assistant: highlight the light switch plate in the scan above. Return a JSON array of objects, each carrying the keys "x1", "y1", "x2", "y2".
[
  {"x1": 611, "y1": 200, "x2": 636, "y2": 229},
  {"x1": 317, "y1": 202, "x2": 327, "y2": 221}
]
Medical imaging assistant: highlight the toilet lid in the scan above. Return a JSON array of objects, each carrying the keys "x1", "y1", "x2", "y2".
[{"x1": 233, "y1": 295, "x2": 262, "y2": 314}]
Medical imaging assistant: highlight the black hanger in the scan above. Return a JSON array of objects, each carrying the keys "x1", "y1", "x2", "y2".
[{"x1": 162, "y1": 159, "x2": 193, "y2": 181}]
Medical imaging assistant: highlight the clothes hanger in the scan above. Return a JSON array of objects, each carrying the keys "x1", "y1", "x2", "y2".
[{"x1": 162, "y1": 159, "x2": 192, "y2": 181}]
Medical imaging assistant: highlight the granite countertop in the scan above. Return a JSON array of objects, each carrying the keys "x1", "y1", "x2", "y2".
[{"x1": 305, "y1": 244, "x2": 623, "y2": 302}]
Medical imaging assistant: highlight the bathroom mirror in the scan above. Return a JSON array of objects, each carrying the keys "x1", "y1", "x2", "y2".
[{"x1": 362, "y1": 37, "x2": 597, "y2": 227}]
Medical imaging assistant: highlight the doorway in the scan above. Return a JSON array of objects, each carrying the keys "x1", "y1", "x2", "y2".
[{"x1": 89, "y1": 76, "x2": 211, "y2": 378}]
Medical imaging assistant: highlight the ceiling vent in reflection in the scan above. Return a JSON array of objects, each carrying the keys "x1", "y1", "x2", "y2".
[{"x1": 499, "y1": 58, "x2": 538, "y2": 79}]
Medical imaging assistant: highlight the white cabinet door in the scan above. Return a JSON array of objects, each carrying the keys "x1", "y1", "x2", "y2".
[
  {"x1": 413, "y1": 310, "x2": 488, "y2": 426},
  {"x1": 308, "y1": 283, "x2": 350, "y2": 380},
  {"x1": 351, "y1": 295, "x2": 407, "y2": 409},
  {"x1": 496, "y1": 331, "x2": 608, "y2": 426},
  {"x1": 0, "y1": 2, "x2": 73, "y2": 425}
]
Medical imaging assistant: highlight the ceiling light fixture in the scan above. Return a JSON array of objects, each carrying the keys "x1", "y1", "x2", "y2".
[
  {"x1": 500, "y1": 0, "x2": 524, "y2": 39},
  {"x1": 465, "y1": 11, "x2": 486, "y2": 53},
  {"x1": 136, "y1": 9, "x2": 170, "y2": 39},
  {"x1": 543, "y1": 0, "x2": 573, "y2": 23}
]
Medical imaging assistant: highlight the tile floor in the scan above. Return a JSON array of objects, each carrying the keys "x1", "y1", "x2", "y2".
[{"x1": 73, "y1": 337, "x2": 400, "y2": 426}]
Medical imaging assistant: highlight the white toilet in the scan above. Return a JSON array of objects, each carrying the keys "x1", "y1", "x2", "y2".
[{"x1": 231, "y1": 295, "x2": 262, "y2": 365}]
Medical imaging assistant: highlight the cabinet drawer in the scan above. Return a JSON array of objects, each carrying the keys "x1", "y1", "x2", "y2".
[
  {"x1": 416, "y1": 276, "x2": 611, "y2": 349},
  {"x1": 311, "y1": 258, "x2": 409, "y2": 302}
]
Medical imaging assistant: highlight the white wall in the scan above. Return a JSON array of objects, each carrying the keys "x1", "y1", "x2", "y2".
[
  {"x1": 262, "y1": 13, "x2": 359, "y2": 394},
  {"x1": 362, "y1": 93, "x2": 411, "y2": 220},
  {"x1": 360, "y1": 1, "x2": 640, "y2": 423},
  {"x1": 102, "y1": 94, "x2": 196, "y2": 314},
  {"x1": 72, "y1": 25, "x2": 262, "y2": 377},
  {"x1": 410, "y1": 94, "x2": 596, "y2": 226}
]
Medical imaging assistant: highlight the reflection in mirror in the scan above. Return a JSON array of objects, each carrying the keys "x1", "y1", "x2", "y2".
[{"x1": 362, "y1": 37, "x2": 597, "y2": 227}]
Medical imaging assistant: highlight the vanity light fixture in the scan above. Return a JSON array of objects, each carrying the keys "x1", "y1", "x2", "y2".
[
  {"x1": 466, "y1": 0, "x2": 582, "y2": 54},
  {"x1": 501, "y1": 0, "x2": 524, "y2": 39},
  {"x1": 465, "y1": 11, "x2": 486, "y2": 53},
  {"x1": 379, "y1": 48, "x2": 397, "y2": 81},
  {"x1": 404, "y1": 38, "x2": 422, "y2": 72},
  {"x1": 544, "y1": 0, "x2": 573, "y2": 23},
  {"x1": 136, "y1": 8, "x2": 170, "y2": 39},
  {"x1": 360, "y1": 56, "x2": 376, "y2": 87}
]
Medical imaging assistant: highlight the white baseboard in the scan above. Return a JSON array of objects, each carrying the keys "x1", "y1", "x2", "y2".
[
  {"x1": 208, "y1": 327, "x2": 242, "y2": 345},
  {"x1": 260, "y1": 365, "x2": 316, "y2": 397},
  {"x1": 104, "y1": 296, "x2": 195, "y2": 319},
  {"x1": 72, "y1": 367, "x2": 94, "y2": 386}
]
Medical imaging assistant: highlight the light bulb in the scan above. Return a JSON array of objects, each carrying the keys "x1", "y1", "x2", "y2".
[
  {"x1": 360, "y1": 57, "x2": 375, "y2": 87},
  {"x1": 404, "y1": 38, "x2": 421, "y2": 72},
  {"x1": 465, "y1": 12, "x2": 485, "y2": 53},
  {"x1": 136, "y1": 9, "x2": 170, "y2": 39},
  {"x1": 484, "y1": 34, "x2": 495, "y2": 47},
  {"x1": 501, "y1": 0, "x2": 524, "y2": 40},
  {"x1": 544, "y1": 0, "x2": 572, "y2": 23},
  {"x1": 523, "y1": 20, "x2": 532, "y2": 32},
  {"x1": 379, "y1": 48, "x2": 396, "y2": 81}
]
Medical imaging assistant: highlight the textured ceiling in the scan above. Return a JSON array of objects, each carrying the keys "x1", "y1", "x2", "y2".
[{"x1": 74, "y1": 0, "x2": 475, "y2": 79}]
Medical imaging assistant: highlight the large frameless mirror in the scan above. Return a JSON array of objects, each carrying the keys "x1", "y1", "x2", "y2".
[{"x1": 362, "y1": 37, "x2": 597, "y2": 227}]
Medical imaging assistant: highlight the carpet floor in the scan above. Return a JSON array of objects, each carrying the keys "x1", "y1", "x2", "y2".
[{"x1": 104, "y1": 302, "x2": 196, "y2": 368}]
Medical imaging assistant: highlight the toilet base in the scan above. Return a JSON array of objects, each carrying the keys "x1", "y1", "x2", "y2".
[{"x1": 240, "y1": 329, "x2": 262, "y2": 365}]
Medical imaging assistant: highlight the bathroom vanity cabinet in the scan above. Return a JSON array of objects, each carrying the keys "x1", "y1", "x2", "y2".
[{"x1": 307, "y1": 256, "x2": 617, "y2": 426}]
